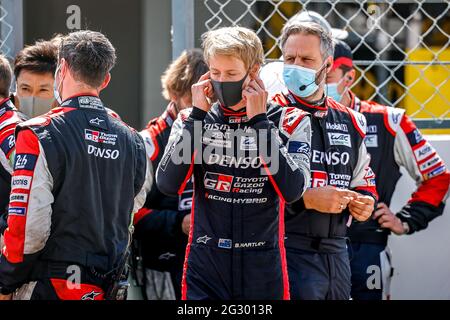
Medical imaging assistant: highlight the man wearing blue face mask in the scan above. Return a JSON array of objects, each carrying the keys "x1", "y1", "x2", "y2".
[
  {"x1": 327, "y1": 40, "x2": 450, "y2": 300},
  {"x1": 272, "y1": 21, "x2": 378, "y2": 300}
]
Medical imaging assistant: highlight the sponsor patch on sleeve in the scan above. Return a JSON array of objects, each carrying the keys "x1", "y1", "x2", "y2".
[
  {"x1": 8, "y1": 207, "x2": 26, "y2": 216},
  {"x1": 11, "y1": 175, "x2": 32, "y2": 190},
  {"x1": 406, "y1": 129, "x2": 424, "y2": 147},
  {"x1": 9, "y1": 193, "x2": 28, "y2": 203},
  {"x1": 413, "y1": 143, "x2": 434, "y2": 162},
  {"x1": 424, "y1": 165, "x2": 446, "y2": 180},
  {"x1": 0, "y1": 134, "x2": 15, "y2": 156},
  {"x1": 288, "y1": 141, "x2": 311, "y2": 157},
  {"x1": 14, "y1": 154, "x2": 38, "y2": 171}
]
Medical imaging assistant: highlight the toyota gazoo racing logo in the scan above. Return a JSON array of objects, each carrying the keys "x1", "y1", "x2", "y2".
[
  {"x1": 85, "y1": 129, "x2": 117, "y2": 145},
  {"x1": 87, "y1": 145, "x2": 120, "y2": 160},
  {"x1": 204, "y1": 172, "x2": 234, "y2": 192}
]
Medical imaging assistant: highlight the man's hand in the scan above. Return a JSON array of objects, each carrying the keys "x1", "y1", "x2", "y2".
[
  {"x1": 192, "y1": 72, "x2": 214, "y2": 112},
  {"x1": 243, "y1": 77, "x2": 268, "y2": 120},
  {"x1": 181, "y1": 214, "x2": 191, "y2": 236},
  {"x1": 348, "y1": 195, "x2": 375, "y2": 222},
  {"x1": 303, "y1": 186, "x2": 358, "y2": 214},
  {"x1": 0, "y1": 294, "x2": 12, "y2": 300},
  {"x1": 373, "y1": 202, "x2": 407, "y2": 235}
]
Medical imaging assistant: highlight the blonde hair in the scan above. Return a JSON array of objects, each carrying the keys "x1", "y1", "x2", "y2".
[
  {"x1": 161, "y1": 49, "x2": 208, "y2": 101},
  {"x1": 202, "y1": 26, "x2": 264, "y2": 70}
]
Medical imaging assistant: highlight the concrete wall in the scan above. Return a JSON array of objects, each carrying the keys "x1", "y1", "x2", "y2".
[
  {"x1": 23, "y1": 0, "x2": 143, "y2": 128},
  {"x1": 388, "y1": 135, "x2": 450, "y2": 299}
]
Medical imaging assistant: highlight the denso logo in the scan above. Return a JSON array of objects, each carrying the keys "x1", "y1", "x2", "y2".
[
  {"x1": 206, "y1": 154, "x2": 263, "y2": 169},
  {"x1": 312, "y1": 150, "x2": 350, "y2": 166},
  {"x1": 204, "y1": 172, "x2": 233, "y2": 192},
  {"x1": 87, "y1": 145, "x2": 120, "y2": 159}
]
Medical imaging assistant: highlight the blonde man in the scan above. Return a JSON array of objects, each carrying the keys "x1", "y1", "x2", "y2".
[{"x1": 156, "y1": 27, "x2": 312, "y2": 300}]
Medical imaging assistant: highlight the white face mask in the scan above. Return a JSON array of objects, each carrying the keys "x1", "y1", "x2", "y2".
[
  {"x1": 53, "y1": 63, "x2": 63, "y2": 104},
  {"x1": 325, "y1": 76, "x2": 348, "y2": 103},
  {"x1": 18, "y1": 96, "x2": 54, "y2": 118}
]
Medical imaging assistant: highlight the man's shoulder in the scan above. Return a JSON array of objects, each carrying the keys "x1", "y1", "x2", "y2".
[
  {"x1": 267, "y1": 103, "x2": 310, "y2": 137},
  {"x1": 359, "y1": 100, "x2": 405, "y2": 136},
  {"x1": 19, "y1": 107, "x2": 74, "y2": 130}
]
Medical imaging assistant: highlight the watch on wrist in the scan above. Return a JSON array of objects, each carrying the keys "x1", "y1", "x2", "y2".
[{"x1": 402, "y1": 222, "x2": 410, "y2": 235}]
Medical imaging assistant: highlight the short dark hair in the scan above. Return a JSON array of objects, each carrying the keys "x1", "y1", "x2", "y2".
[
  {"x1": 14, "y1": 40, "x2": 58, "y2": 79},
  {"x1": 59, "y1": 30, "x2": 117, "y2": 88},
  {"x1": 0, "y1": 55, "x2": 12, "y2": 98}
]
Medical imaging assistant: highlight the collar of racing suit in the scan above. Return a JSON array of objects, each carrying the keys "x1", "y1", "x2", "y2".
[
  {"x1": 348, "y1": 90, "x2": 361, "y2": 112},
  {"x1": 0, "y1": 97, "x2": 15, "y2": 115},
  {"x1": 164, "y1": 102, "x2": 178, "y2": 126},
  {"x1": 218, "y1": 103, "x2": 249, "y2": 123},
  {"x1": 60, "y1": 94, "x2": 105, "y2": 110},
  {"x1": 285, "y1": 90, "x2": 328, "y2": 118}
]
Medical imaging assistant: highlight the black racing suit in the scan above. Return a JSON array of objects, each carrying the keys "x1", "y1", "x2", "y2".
[
  {"x1": 134, "y1": 102, "x2": 193, "y2": 299},
  {"x1": 273, "y1": 92, "x2": 378, "y2": 300},
  {"x1": 156, "y1": 103, "x2": 311, "y2": 300},
  {"x1": 346, "y1": 92, "x2": 450, "y2": 300},
  {"x1": 0, "y1": 98, "x2": 27, "y2": 236},
  {"x1": 0, "y1": 95, "x2": 150, "y2": 299}
]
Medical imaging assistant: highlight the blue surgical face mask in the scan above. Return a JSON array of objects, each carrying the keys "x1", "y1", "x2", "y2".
[
  {"x1": 53, "y1": 64, "x2": 63, "y2": 105},
  {"x1": 325, "y1": 76, "x2": 347, "y2": 103},
  {"x1": 282, "y1": 63, "x2": 327, "y2": 98}
]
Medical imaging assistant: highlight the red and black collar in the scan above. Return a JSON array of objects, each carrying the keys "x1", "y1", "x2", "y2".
[
  {"x1": 285, "y1": 91, "x2": 328, "y2": 118},
  {"x1": 218, "y1": 103, "x2": 249, "y2": 123},
  {"x1": 0, "y1": 97, "x2": 16, "y2": 116},
  {"x1": 348, "y1": 91, "x2": 361, "y2": 112},
  {"x1": 60, "y1": 94, "x2": 105, "y2": 111}
]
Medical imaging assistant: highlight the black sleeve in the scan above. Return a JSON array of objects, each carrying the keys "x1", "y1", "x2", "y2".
[
  {"x1": 156, "y1": 107, "x2": 205, "y2": 196},
  {"x1": 397, "y1": 201, "x2": 445, "y2": 234}
]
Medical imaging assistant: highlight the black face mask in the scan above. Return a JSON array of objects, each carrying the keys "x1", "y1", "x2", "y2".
[{"x1": 211, "y1": 73, "x2": 248, "y2": 108}]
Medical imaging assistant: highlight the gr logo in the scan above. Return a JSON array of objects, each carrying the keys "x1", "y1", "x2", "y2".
[{"x1": 204, "y1": 172, "x2": 234, "y2": 192}]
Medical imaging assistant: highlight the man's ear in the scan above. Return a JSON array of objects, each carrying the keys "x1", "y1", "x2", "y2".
[
  {"x1": 59, "y1": 58, "x2": 68, "y2": 78},
  {"x1": 99, "y1": 73, "x2": 111, "y2": 92},
  {"x1": 325, "y1": 56, "x2": 334, "y2": 74},
  {"x1": 345, "y1": 69, "x2": 356, "y2": 86},
  {"x1": 249, "y1": 63, "x2": 260, "y2": 79}
]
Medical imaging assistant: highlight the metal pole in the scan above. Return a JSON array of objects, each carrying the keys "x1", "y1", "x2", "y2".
[
  {"x1": 1, "y1": 0, "x2": 23, "y2": 59},
  {"x1": 172, "y1": 0, "x2": 194, "y2": 59}
]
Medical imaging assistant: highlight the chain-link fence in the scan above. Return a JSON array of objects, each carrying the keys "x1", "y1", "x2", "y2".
[
  {"x1": 0, "y1": 0, "x2": 22, "y2": 60},
  {"x1": 183, "y1": 0, "x2": 450, "y2": 130}
]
